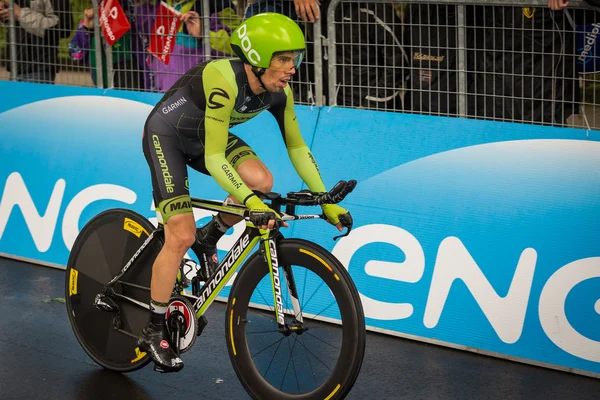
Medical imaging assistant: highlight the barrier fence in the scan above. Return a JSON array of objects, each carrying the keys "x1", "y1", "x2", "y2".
[{"x1": 2, "y1": 0, "x2": 600, "y2": 127}]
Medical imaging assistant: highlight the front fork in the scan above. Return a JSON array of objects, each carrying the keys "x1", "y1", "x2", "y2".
[{"x1": 260, "y1": 230, "x2": 305, "y2": 335}]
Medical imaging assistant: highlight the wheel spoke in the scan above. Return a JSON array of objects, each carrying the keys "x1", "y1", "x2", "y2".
[
  {"x1": 290, "y1": 336, "x2": 300, "y2": 393},
  {"x1": 250, "y1": 335, "x2": 285, "y2": 360},
  {"x1": 299, "y1": 335, "x2": 318, "y2": 386},
  {"x1": 303, "y1": 299, "x2": 339, "y2": 325},
  {"x1": 262, "y1": 337, "x2": 285, "y2": 379},
  {"x1": 279, "y1": 335, "x2": 300, "y2": 391},
  {"x1": 246, "y1": 329, "x2": 281, "y2": 335},
  {"x1": 298, "y1": 279, "x2": 326, "y2": 318},
  {"x1": 248, "y1": 308, "x2": 279, "y2": 322},
  {"x1": 303, "y1": 331, "x2": 339, "y2": 351},
  {"x1": 294, "y1": 336, "x2": 333, "y2": 373},
  {"x1": 301, "y1": 266, "x2": 308, "y2": 315},
  {"x1": 255, "y1": 282, "x2": 276, "y2": 315}
]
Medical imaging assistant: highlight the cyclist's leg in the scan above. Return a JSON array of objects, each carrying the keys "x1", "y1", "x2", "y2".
[
  {"x1": 220, "y1": 151, "x2": 273, "y2": 227},
  {"x1": 140, "y1": 117, "x2": 195, "y2": 371},
  {"x1": 188, "y1": 133, "x2": 271, "y2": 239}
]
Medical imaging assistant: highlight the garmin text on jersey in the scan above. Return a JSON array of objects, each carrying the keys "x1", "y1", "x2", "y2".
[{"x1": 162, "y1": 97, "x2": 188, "y2": 114}]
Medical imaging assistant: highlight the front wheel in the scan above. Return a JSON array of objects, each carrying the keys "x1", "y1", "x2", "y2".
[{"x1": 226, "y1": 238, "x2": 365, "y2": 399}]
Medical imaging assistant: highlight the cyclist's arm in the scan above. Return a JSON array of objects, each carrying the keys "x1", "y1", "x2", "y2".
[
  {"x1": 203, "y1": 64, "x2": 256, "y2": 205},
  {"x1": 271, "y1": 85, "x2": 327, "y2": 193}
]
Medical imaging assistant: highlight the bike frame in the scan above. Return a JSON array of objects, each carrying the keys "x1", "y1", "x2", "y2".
[{"x1": 104, "y1": 196, "x2": 323, "y2": 331}]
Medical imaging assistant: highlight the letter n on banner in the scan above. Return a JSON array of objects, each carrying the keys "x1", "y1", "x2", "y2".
[
  {"x1": 148, "y1": 1, "x2": 182, "y2": 65},
  {"x1": 99, "y1": 0, "x2": 131, "y2": 46}
]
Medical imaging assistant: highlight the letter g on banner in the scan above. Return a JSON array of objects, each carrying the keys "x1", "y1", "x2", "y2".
[{"x1": 539, "y1": 257, "x2": 600, "y2": 362}]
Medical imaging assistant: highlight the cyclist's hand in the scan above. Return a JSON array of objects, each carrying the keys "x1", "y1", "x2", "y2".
[
  {"x1": 246, "y1": 195, "x2": 289, "y2": 229},
  {"x1": 321, "y1": 204, "x2": 351, "y2": 232}
]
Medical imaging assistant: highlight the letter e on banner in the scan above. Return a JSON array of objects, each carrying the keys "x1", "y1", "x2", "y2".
[{"x1": 99, "y1": 0, "x2": 131, "y2": 46}]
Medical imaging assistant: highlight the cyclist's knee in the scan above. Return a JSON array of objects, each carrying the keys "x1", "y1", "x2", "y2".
[
  {"x1": 238, "y1": 161, "x2": 273, "y2": 193},
  {"x1": 252, "y1": 173, "x2": 273, "y2": 194},
  {"x1": 164, "y1": 213, "x2": 196, "y2": 253}
]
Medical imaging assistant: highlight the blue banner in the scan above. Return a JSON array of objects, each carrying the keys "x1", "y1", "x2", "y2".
[{"x1": 0, "y1": 81, "x2": 599, "y2": 377}]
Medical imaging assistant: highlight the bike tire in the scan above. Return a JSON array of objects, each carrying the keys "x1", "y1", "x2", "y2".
[
  {"x1": 65, "y1": 208, "x2": 162, "y2": 372},
  {"x1": 225, "y1": 238, "x2": 366, "y2": 399}
]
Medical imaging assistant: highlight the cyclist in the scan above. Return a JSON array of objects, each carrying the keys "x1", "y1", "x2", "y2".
[{"x1": 139, "y1": 12, "x2": 352, "y2": 372}]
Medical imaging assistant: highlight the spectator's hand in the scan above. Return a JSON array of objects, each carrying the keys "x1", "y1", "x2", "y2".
[
  {"x1": 83, "y1": 8, "x2": 94, "y2": 29},
  {"x1": 0, "y1": 2, "x2": 21, "y2": 22},
  {"x1": 548, "y1": 0, "x2": 569, "y2": 10},
  {"x1": 294, "y1": 0, "x2": 320, "y2": 22},
  {"x1": 181, "y1": 11, "x2": 201, "y2": 37}
]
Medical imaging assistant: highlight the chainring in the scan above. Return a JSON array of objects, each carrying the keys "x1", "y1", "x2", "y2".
[{"x1": 165, "y1": 295, "x2": 198, "y2": 353}]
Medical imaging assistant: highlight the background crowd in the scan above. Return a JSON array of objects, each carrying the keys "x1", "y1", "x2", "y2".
[{"x1": 0, "y1": 0, "x2": 598, "y2": 126}]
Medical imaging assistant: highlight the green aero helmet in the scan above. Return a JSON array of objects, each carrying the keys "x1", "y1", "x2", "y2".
[{"x1": 230, "y1": 13, "x2": 306, "y2": 70}]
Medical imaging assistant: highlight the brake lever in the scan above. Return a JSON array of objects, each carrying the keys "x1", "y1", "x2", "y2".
[
  {"x1": 329, "y1": 212, "x2": 354, "y2": 241},
  {"x1": 333, "y1": 225, "x2": 352, "y2": 241}
]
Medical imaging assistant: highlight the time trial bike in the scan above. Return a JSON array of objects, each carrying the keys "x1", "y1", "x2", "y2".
[{"x1": 65, "y1": 179, "x2": 365, "y2": 399}]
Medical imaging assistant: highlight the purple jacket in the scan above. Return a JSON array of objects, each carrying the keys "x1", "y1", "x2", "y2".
[{"x1": 70, "y1": 0, "x2": 239, "y2": 92}]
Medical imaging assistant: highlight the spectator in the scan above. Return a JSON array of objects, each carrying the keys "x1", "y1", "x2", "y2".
[
  {"x1": 333, "y1": 2, "x2": 408, "y2": 110},
  {"x1": 145, "y1": 0, "x2": 236, "y2": 92},
  {"x1": 146, "y1": 0, "x2": 239, "y2": 92},
  {"x1": 0, "y1": 0, "x2": 72, "y2": 83},
  {"x1": 69, "y1": 5, "x2": 145, "y2": 90},
  {"x1": 548, "y1": 0, "x2": 569, "y2": 11},
  {"x1": 466, "y1": 5, "x2": 580, "y2": 125},
  {"x1": 72, "y1": 0, "x2": 241, "y2": 92},
  {"x1": 244, "y1": 0, "x2": 320, "y2": 22}
]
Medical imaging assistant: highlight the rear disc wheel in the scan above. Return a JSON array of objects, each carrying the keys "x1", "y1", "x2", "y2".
[{"x1": 65, "y1": 208, "x2": 162, "y2": 372}]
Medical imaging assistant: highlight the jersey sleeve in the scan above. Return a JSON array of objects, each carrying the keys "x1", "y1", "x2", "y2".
[
  {"x1": 202, "y1": 63, "x2": 256, "y2": 204},
  {"x1": 271, "y1": 86, "x2": 327, "y2": 193}
]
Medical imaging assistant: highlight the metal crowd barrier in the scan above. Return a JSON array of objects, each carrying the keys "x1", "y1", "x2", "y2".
[
  {"x1": 0, "y1": 0, "x2": 322, "y2": 105},
  {"x1": 1, "y1": 0, "x2": 599, "y2": 128},
  {"x1": 326, "y1": 0, "x2": 600, "y2": 129}
]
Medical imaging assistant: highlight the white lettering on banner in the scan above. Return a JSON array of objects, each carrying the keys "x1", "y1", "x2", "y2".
[
  {"x1": 331, "y1": 223, "x2": 599, "y2": 363},
  {"x1": 0, "y1": 172, "x2": 65, "y2": 252},
  {"x1": 539, "y1": 257, "x2": 600, "y2": 362},
  {"x1": 579, "y1": 23, "x2": 600, "y2": 63},
  {"x1": 423, "y1": 237, "x2": 537, "y2": 344},
  {"x1": 0, "y1": 174, "x2": 136, "y2": 252},
  {"x1": 161, "y1": 17, "x2": 178, "y2": 61},
  {"x1": 62, "y1": 184, "x2": 137, "y2": 249},
  {"x1": 109, "y1": 6, "x2": 118, "y2": 19},
  {"x1": 332, "y1": 224, "x2": 425, "y2": 320}
]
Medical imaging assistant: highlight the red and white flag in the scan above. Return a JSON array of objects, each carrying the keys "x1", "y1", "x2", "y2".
[
  {"x1": 148, "y1": 1, "x2": 182, "y2": 65},
  {"x1": 99, "y1": 0, "x2": 131, "y2": 46}
]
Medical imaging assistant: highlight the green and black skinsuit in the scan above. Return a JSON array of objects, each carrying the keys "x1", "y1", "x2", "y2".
[{"x1": 143, "y1": 58, "x2": 326, "y2": 223}]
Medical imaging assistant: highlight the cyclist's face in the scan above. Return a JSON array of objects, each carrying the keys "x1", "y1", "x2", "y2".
[{"x1": 262, "y1": 51, "x2": 303, "y2": 93}]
